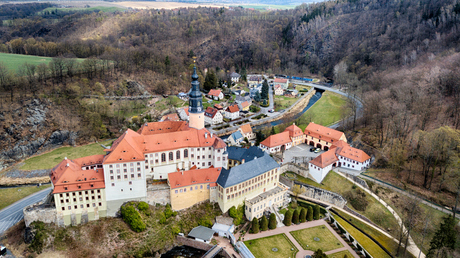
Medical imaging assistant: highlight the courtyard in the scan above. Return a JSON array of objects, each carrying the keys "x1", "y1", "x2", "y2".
[{"x1": 242, "y1": 220, "x2": 359, "y2": 258}]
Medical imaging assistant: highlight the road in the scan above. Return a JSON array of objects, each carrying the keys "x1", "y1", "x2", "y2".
[{"x1": 0, "y1": 187, "x2": 52, "y2": 236}]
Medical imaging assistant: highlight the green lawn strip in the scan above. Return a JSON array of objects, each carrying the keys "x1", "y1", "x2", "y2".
[
  {"x1": 297, "y1": 91, "x2": 348, "y2": 130},
  {"x1": 245, "y1": 233, "x2": 297, "y2": 258},
  {"x1": 274, "y1": 96, "x2": 297, "y2": 111},
  {"x1": 0, "y1": 53, "x2": 86, "y2": 72},
  {"x1": 290, "y1": 225, "x2": 343, "y2": 252},
  {"x1": 234, "y1": 4, "x2": 298, "y2": 10},
  {"x1": 0, "y1": 185, "x2": 51, "y2": 210},
  {"x1": 327, "y1": 249, "x2": 354, "y2": 258},
  {"x1": 333, "y1": 209, "x2": 399, "y2": 256},
  {"x1": 20, "y1": 140, "x2": 113, "y2": 170},
  {"x1": 332, "y1": 214, "x2": 392, "y2": 258},
  {"x1": 39, "y1": 6, "x2": 125, "y2": 14},
  {"x1": 282, "y1": 171, "x2": 322, "y2": 188}
]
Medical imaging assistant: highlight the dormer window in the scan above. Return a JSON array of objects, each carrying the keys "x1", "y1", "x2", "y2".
[
  {"x1": 119, "y1": 158, "x2": 122, "y2": 161},
  {"x1": 122, "y1": 150, "x2": 126, "y2": 153},
  {"x1": 90, "y1": 184, "x2": 94, "y2": 187},
  {"x1": 64, "y1": 187, "x2": 68, "y2": 190}
]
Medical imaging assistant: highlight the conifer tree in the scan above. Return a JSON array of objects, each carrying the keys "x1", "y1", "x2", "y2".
[
  {"x1": 307, "y1": 206, "x2": 313, "y2": 221},
  {"x1": 427, "y1": 215, "x2": 457, "y2": 257},
  {"x1": 313, "y1": 205, "x2": 320, "y2": 220},
  {"x1": 269, "y1": 213, "x2": 277, "y2": 229},
  {"x1": 292, "y1": 209, "x2": 299, "y2": 224},
  {"x1": 251, "y1": 217, "x2": 259, "y2": 233},
  {"x1": 300, "y1": 208, "x2": 307, "y2": 223},
  {"x1": 284, "y1": 210, "x2": 292, "y2": 226},
  {"x1": 260, "y1": 215, "x2": 268, "y2": 231}
]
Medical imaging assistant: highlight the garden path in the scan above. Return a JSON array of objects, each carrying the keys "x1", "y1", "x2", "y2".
[{"x1": 241, "y1": 219, "x2": 359, "y2": 258}]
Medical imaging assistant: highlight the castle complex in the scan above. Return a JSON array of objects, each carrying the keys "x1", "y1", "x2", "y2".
[{"x1": 48, "y1": 67, "x2": 289, "y2": 226}]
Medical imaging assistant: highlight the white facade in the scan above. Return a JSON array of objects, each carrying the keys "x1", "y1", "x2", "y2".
[
  {"x1": 225, "y1": 110, "x2": 240, "y2": 120},
  {"x1": 309, "y1": 163, "x2": 333, "y2": 183},
  {"x1": 205, "y1": 111, "x2": 223, "y2": 125},
  {"x1": 337, "y1": 155, "x2": 371, "y2": 171},
  {"x1": 259, "y1": 142, "x2": 292, "y2": 154},
  {"x1": 177, "y1": 108, "x2": 189, "y2": 121},
  {"x1": 274, "y1": 86, "x2": 284, "y2": 96}
]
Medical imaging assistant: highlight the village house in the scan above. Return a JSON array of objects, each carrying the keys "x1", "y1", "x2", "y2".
[
  {"x1": 274, "y1": 78, "x2": 289, "y2": 89},
  {"x1": 274, "y1": 85, "x2": 284, "y2": 96},
  {"x1": 160, "y1": 113, "x2": 180, "y2": 122},
  {"x1": 238, "y1": 101, "x2": 250, "y2": 112},
  {"x1": 248, "y1": 75, "x2": 263, "y2": 87},
  {"x1": 207, "y1": 89, "x2": 224, "y2": 100},
  {"x1": 304, "y1": 122, "x2": 347, "y2": 151},
  {"x1": 238, "y1": 124, "x2": 255, "y2": 141},
  {"x1": 177, "y1": 107, "x2": 190, "y2": 121},
  {"x1": 259, "y1": 131, "x2": 292, "y2": 153},
  {"x1": 225, "y1": 104, "x2": 240, "y2": 120},
  {"x1": 204, "y1": 107, "x2": 223, "y2": 125},
  {"x1": 284, "y1": 123, "x2": 304, "y2": 146},
  {"x1": 230, "y1": 72, "x2": 241, "y2": 83},
  {"x1": 228, "y1": 130, "x2": 245, "y2": 146}
]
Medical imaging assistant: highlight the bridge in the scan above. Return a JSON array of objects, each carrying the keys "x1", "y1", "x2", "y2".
[{"x1": 202, "y1": 245, "x2": 222, "y2": 258}]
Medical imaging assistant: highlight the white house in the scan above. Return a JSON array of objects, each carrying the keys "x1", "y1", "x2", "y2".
[
  {"x1": 177, "y1": 107, "x2": 189, "y2": 121},
  {"x1": 212, "y1": 216, "x2": 235, "y2": 237},
  {"x1": 274, "y1": 78, "x2": 289, "y2": 89},
  {"x1": 230, "y1": 72, "x2": 241, "y2": 83},
  {"x1": 204, "y1": 107, "x2": 223, "y2": 125},
  {"x1": 225, "y1": 104, "x2": 240, "y2": 120},
  {"x1": 274, "y1": 85, "x2": 284, "y2": 96},
  {"x1": 188, "y1": 226, "x2": 215, "y2": 243},
  {"x1": 308, "y1": 149, "x2": 338, "y2": 183},
  {"x1": 208, "y1": 89, "x2": 224, "y2": 100},
  {"x1": 259, "y1": 131, "x2": 292, "y2": 153}
]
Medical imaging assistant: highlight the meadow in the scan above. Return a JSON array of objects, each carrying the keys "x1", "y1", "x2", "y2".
[{"x1": 0, "y1": 53, "x2": 84, "y2": 72}]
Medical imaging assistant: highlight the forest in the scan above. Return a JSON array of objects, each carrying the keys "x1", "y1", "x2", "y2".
[{"x1": 0, "y1": 0, "x2": 459, "y2": 256}]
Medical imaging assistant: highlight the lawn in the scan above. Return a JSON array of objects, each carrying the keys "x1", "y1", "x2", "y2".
[
  {"x1": 297, "y1": 91, "x2": 348, "y2": 130},
  {"x1": 20, "y1": 140, "x2": 113, "y2": 170},
  {"x1": 290, "y1": 225, "x2": 343, "y2": 252},
  {"x1": 0, "y1": 53, "x2": 84, "y2": 72},
  {"x1": 245, "y1": 234, "x2": 298, "y2": 258},
  {"x1": 327, "y1": 250, "x2": 354, "y2": 258},
  {"x1": 274, "y1": 96, "x2": 297, "y2": 111},
  {"x1": 234, "y1": 4, "x2": 298, "y2": 10},
  {"x1": 0, "y1": 185, "x2": 51, "y2": 210},
  {"x1": 295, "y1": 85, "x2": 312, "y2": 92},
  {"x1": 332, "y1": 213, "x2": 392, "y2": 258},
  {"x1": 39, "y1": 6, "x2": 125, "y2": 14}
]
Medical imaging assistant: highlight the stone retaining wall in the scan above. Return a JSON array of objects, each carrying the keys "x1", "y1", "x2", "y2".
[
  {"x1": 280, "y1": 163, "x2": 309, "y2": 178},
  {"x1": 146, "y1": 188, "x2": 170, "y2": 205},
  {"x1": 23, "y1": 201, "x2": 57, "y2": 227},
  {"x1": 296, "y1": 182, "x2": 347, "y2": 208}
]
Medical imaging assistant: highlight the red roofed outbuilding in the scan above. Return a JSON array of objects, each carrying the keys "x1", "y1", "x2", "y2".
[{"x1": 260, "y1": 131, "x2": 292, "y2": 153}]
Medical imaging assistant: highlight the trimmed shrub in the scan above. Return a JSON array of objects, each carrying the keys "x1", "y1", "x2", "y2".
[
  {"x1": 260, "y1": 216, "x2": 268, "y2": 231},
  {"x1": 284, "y1": 210, "x2": 292, "y2": 226},
  {"x1": 269, "y1": 213, "x2": 277, "y2": 229},
  {"x1": 307, "y1": 206, "x2": 313, "y2": 221},
  {"x1": 313, "y1": 205, "x2": 320, "y2": 220},
  {"x1": 121, "y1": 204, "x2": 146, "y2": 232},
  {"x1": 251, "y1": 218, "x2": 259, "y2": 233},
  {"x1": 300, "y1": 208, "x2": 307, "y2": 223},
  {"x1": 349, "y1": 235, "x2": 354, "y2": 243},
  {"x1": 356, "y1": 243, "x2": 362, "y2": 251},
  {"x1": 292, "y1": 209, "x2": 299, "y2": 224}
]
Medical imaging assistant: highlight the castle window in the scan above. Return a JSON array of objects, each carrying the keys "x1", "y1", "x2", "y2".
[
  {"x1": 208, "y1": 162, "x2": 211, "y2": 166},
  {"x1": 161, "y1": 153, "x2": 166, "y2": 162},
  {"x1": 184, "y1": 149, "x2": 188, "y2": 158},
  {"x1": 81, "y1": 204, "x2": 84, "y2": 208},
  {"x1": 202, "y1": 155, "x2": 205, "y2": 159},
  {"x1": 99, "y1": 202, "x2": 102, "y2": 206},
  {"x1": 131, "y1": 174, "x2": 134, "y2": 178},
  {"x1": 68, "y1": 206, "x2": 71, "y2": 210},
  {"x1": 129, "y1": 181, "x2": 132, "y2": 185},
  {"x1": 110, "y1": 170, "x2": 113, "y2": 174},
  {"x1": 123, "y1": 164, "x2": 127, "y2": 167},
  {"x1": 64, "y1": 187, "x2": 68, "y2": 191},
  {"x1": 117, "y1": 175, "x2": 121, "y2": 179},
  {"x1": 176, "y1": 151, "x2": 181, "y2": 159},
  {"x1": 169, "y1": 152, "x2": 173, "y2": 161},
  {"x1": 202, "y1": 162, "x2": 205, "y2": 166},
  {"x1": 74, "y1": 205, "x2": 77, "y2": 209},
  {"x1": 175, "y1": 190, "x2": 178, "y2": 194},
  {"x1": 201, "y1": 185, "x2": 203, "y2": 189},
  {"x1": 190, "y1": 187, "x2": 193, "y2": 191},
  {"x1": 138, "y1": 173, "x2": 141, "y2": 178},
  {"x1": 87, "y1": 204, "x2": 90, "y2": 208}
]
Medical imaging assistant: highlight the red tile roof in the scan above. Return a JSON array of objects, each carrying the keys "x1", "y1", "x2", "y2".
[
  {"x1": 284, "y1": 123, "x2": 303, "y2": 138},
  {"x1": 161, "y1": 113, "x2": 180, "y2": 122},
  {"x1": 274, "y1": 78, "x2": 288, "y2": 83},
  {"x1": 205, "y1": 107, "x2": 219, "y2": 119},
  {"x1": 168, "y1": 167, "x2": 222, "y2": 189},
  {"x1": 104, "y1": 122, "x2": 226, "y2": 164},
  {"x1": 304, "y1": 122, "x2": 345, "y2": 143},
  {"x1": 239, "y1": 124, "x2": 252, "y2": 134},
  {"x1": 335, "y1": 141, "x2": 371, "y2": 163},
  {"x1": 226, "y1": 104, "x2": 239, "y2": 113},
  {"x1": 214, "y1": 104, "x2": 223, "y2": 110},
  {"x1": 241, "y1": 101, "x2": 250, "y2": 108},
  {"x1": 208, "y1": 89, "x2": 222, "y2": 97},
  {"x1": 310, "y1": 150, "x2": 339, "y2": 168},
  {"x1": 50, "y1": 155, "x2": 105, "y2": 194},
  {"x1": 260, "y1": 131, "x2": 291, "y2": 148}
]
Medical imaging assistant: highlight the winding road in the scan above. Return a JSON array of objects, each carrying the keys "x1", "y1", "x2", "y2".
[{"x1": 0, "y1": 187, "x2": 52, "y2": 236}]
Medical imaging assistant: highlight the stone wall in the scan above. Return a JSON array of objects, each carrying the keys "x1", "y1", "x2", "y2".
[
  {"x1": 280, "y1": 163, "x2": 309, "y2": 178},
  {"x1": 295, "y1": 182, "x2": 347, "y2": 208},
  {"x1": 146, "y1": 188, "x2": 170, "y2": 206},
  {"x1": 23, "y1": 201, "x2": 57, "y2": 227}
]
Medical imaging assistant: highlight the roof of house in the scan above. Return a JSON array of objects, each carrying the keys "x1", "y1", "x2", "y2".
[
  {"x1": 214, "y1": 104, "x2": 223, "y2": 109},
  {"x1": 248, "y1": 75, "x2": 262, "y2": 81},
  {"x1": 274, "y1": 85, "x2": 283, "y2": 90},
  {"x1": 240, "y1": 101, "x2": 250, "y2": 108},
  {"x1": 335, "y1": 141, "x2": 371, "y2": 163},
  {"x1": 104, "y1": 122, "x2": 226, "y2": 164},
  {"x1": 274, "y1": 78, "x2": 288, "y2": 83},
  {"x1": 226, "y1": 104, "x2": 240, "y2": 113},
  {"x1": 239, "y1": 124, "x2": 252, "y2": 135},
  {"x1": 304, "y1": 122, "x2": 345, "y2": 143},
  {"x1": 208, "y1": 89, "x2": 222, "y2": 97},
  {"x1": 188, "y1": 226, "x2": 215, "y2": 241},
  {"x1": 230, "y1": 131, "x2": 244, "y2": 142},
  {"x1": 310, "y1": 149, "x2": 339, "y2": 168},
  {"x1": 284, "y1": 123, "x2": 303, "y2": 138},
  {"x1": 215, "y1": 215, "x2": 234, "y2": 226},
  {"x1": 168, "y1": 167, "x2": 221, "y2": 189},
  {"x1": 180, "y1": 107, "x2": 190, "y2": 116},
  {"x1": 204, "y1": 107, "x2": 219, "y2": 119},
  {"x1": 260, "y1": 131, "x2": 292, "y2": 148},
  {"x1": 217, "y1": 151, "x2": 279, "y2": 188},
  {"x1": 230, "y1": 72, "x2": 240, "y2": 78},
  {"x1": 50, "y1": 155, "x2": 105, "y2": 194},
  {"x1": 226, "y1": 146, "x2": 265, "y2": 162},
  {"x1": 160, "y1": 113, "x2": 180, "y2": 122}
]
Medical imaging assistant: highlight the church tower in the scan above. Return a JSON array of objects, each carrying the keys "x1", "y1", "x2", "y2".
[{"x1": 188, "y1": 65, "x2": 204, "y2": 130}]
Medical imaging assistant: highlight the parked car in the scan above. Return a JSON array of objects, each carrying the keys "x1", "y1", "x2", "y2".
[
  {"x1": 310, "y1": 147, "x2": 315, "y2": 152},
  {"x1": 268, "y1": 109, "x2": 274, "y2": 113},
  {"x1": 0, "y1": 245, "x2": 7, "y2": 257},
  {"x1": 314, "y1": 148, "x2": 321, "y2": 153}
]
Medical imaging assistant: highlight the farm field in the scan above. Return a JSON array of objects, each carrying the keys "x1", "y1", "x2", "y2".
[{"x1": 0, "y1": 53, "x2": 84, "y2": 72}]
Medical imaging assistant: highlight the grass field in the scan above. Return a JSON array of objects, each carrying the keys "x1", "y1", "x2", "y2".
[
  {"x1": 0, "y1": 185, "x2": 51, "y2": 210},
  {"x1": 332, "y1": 214, "x2": 392, "y2": 258},
  {"x1": 245, "y1": 234, "x2": 298, "y2": 258},
  {"x1": 290, "y1": 225, "x2": 343, "y2": 252},
  {"x1": 234, "y1": 4, "x2": 298, "y2": 10},
  {"x1": 39, "y1": 6, "x2": 125, "y2": 14},
  {"x1": 328, "y1": 249, "x2": 355, "y2": 258},
  {"x1": 0, "y1": 53, "x2": 85, "y2": 72},
  {"x1": 20, "y1": 140, "x2": 113, "y2": 170},
  {"x1": 297, "y1": 91, "x2": 348, "y2": 130},
  {"x1": 274, "y1": 95, "x2": 297, "y2": 111}
]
